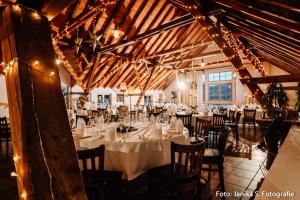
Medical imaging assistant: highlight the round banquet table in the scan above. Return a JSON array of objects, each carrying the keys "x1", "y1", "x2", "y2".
[{"x1": 74, "y1": 122, "x2": 190, "y2": 180}]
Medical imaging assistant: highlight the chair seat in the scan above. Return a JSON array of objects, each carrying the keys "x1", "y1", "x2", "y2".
[{"x1": 204, "y1": 148, "x2": 219, "y2": 156}]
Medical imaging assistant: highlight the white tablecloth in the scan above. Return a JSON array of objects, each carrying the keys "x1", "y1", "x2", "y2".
[{"x1": 74, "y1": 122, "x2": 190, "y2": 180}]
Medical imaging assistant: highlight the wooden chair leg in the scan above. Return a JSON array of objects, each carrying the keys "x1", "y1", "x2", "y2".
[
  {"x1": 218, "y1": 161, "x2": 225, "y2": 192},
  {"x1": 235, "y1": 128, "x2": 239, "y2": 141},
  {"x1": 6, "y1": 139, "x2": 9, "y2": 160},
  {"x1": 208, "y1": 163, "x2": 211, "y2": 181}
]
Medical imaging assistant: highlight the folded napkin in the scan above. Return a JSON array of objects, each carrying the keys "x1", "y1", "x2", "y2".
[
  {"x1": 76, "y1": 118, "x2": 86, "y2": 136},
  {"x1": 175, "y1": 119, "x2": 184, "y2": 133},
  {"x1": 152, "y1": 124, "x2": 163, "y2": 139},
  {"x1": 169, "y1": 116, "x2": 176, "y2": 129},
  {"x1": 97, "y1": 116, "x2": 105, "y2": 129},
  {"x1": 104, "y1": 129, "x2": 116, "y2": 141}
]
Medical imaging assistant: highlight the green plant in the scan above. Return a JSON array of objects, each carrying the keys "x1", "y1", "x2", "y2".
[{"x1": 262, "y1": 81, "x2": 288, "y2": 120}]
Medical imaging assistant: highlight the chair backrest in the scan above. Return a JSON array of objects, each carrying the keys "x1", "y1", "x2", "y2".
[
  {"x1": 171, "y1": 141, "x2": 205, "y2": 180},
  {"x1": 206, "y1": 126, "x2": 230, "y2": 155},
  {"x1": 244, "y1": 109, "x2": 256, "y2": 122},
  {"x1": 212, "y1": 113, "x2": 226, "y2": 127},
  {"x1": 219, "y1": 107, "x2": 227, "y2": 114},
  {"x1": 155, "y1": 107, "x2": 163, "y2": 113},
  {"x1": 69, "y1": 118, "x2": 74, "y2": 129},
  {"x1": 228, "y1": 110, "x2": 236, "y2": 122},
  {"x1": 77, "y1": 145, "x2": 105, "y2": 186},
  {"x1": 175, "y1": 113, "x2": 192, "y2": 127},
  {"x1": 0, "y1": 117, "x2": 10, "y2": 137},
  {"x1": 195, "y1": 118, "x2": 211, "y2": 138},
  {"x1": 92, "y1": 110, "x2": 100, "y2": 117},
  {"x1": 235, "y1": 112, "x2": 242, "y2": 125}
]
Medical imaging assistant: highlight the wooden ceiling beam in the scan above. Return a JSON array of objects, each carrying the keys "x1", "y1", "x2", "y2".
[
  {"x1": 258, "y1": 0, "x2": 300, "y2": 11},
  {"x1": 227, "y1": 0, "x2": 300, "y2": 23},
  {"x1": 148, "y1": 70, "x2": 173, "y2": 90},
  {"x1": 220, "y1": 15, "x2": 300, "y2": 53},
  {"x1": 242, "y1": 37, "x2": 300, "y2": 69},
  {"x1": 223, "y1": 19, "x2": 300, "y2": 57},
  {"x1": 96, "y1": 13, "x2": 195, "y2": 54},
  {"x1": 41, "y1": 0, "x2": 76, "y2": 20},
  {"x1": 211, "y1": 1, "x2": 300, "y2": 40},
  {"x1": 169, "y1": 0, "x2": 264, "y2": 103},
  {"x1": 248, "y1": 43, "x2": 300, "y2": 71},
  {"x1": 257, "y1": 52, "x2": 299, "y2": 74},
  {"x1": 240, "y1": 75, "x2": 300, "y2": 84},
  {"x1": 210, "y1": 0, "x2": 300, "y2": 34},
  {"x1": 108, "y1": 3, "x2": 179, "y2": 88},
  {"x1": 106, "y1": 0, "x2": 169, "y2": 88},
  {"x1": 162, "y1": 50, "x2": 222, "y2": 66},
  {"x1": 283, "y1": 86, "x2": 300, "y2": 91}
]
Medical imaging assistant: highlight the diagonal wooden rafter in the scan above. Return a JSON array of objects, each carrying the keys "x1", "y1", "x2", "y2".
[
  {"x1": 241, "y1": 75, "x2": 300, "y2": 84},
  {"x1": 169, "y1": 0, "x2": 265, "y2": 103},
  {"x1": 136, "y1": 65, "x2": 156, "y2": 106}
]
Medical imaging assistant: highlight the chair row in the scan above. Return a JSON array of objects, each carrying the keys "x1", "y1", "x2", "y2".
[{"x1": 77, "y1": 126, "x2": 231, "y2": 199}]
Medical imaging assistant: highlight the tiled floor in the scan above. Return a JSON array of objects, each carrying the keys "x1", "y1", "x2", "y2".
[
  {"x1": 0, "y1": 125, "x2": 268, "y2": 200},
  {"x1": 201, "y1": 126, "x2": 267, "y2": 200}
]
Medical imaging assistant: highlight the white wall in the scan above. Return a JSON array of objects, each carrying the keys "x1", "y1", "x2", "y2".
[
  {"x1": 164, "y1": 61, "x2": 298, "y2": 108},
  {"x1": 71, "y1": 85, "x2": 163, "y2": 109},
  {"x1": 0, "y1": 76, "x2": 9, "y2": 117}
]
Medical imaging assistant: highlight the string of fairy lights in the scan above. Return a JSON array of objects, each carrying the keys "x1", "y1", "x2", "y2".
[
  {"x1": 0, "y1": 4, "x2": 63, "y2": 199},
  {"x1": 181, "y1": 3, "x2": 268, "y2": 80},
  {"x1": 225, "y1": 32, "x2": 268, "y2": 77}
]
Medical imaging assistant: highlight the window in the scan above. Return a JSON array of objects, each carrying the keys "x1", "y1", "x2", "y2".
[
  {"x1": 208, "y1": 71, "x2": 232, "y2": 82},
  {"x1": 144, "y1": 96, "x2": 152, "y2": 105},
  {"x1": 208, "y1": 84, "x2": 219, "y2": 100},
  {"x1": 208, "y1": 72, "x2": 219, "y2": 82},
  {"x1": 208, "y1": 83, "x2": 232, "y2": 101},
  {"x1": 220, "y1": 83, "x2": 232, "y2": 100},
  {"x1": 220, "y1": 72, "x2": 232, "y2": 80}
]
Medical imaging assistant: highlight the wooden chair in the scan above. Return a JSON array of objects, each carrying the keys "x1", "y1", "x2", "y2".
[
  {"x1": 175, "y1": 113, "x2": 193, "y2": 135},
  {"x1": 149, "y1": 141, "x2": 206, "y2": 199},
  {"x1": 92, "y1": 110, "x2": 100, "y2": 117},
  {"x1": 155, "y1": 106, "x2": 163, "y2": 114},
  {"x1": 226, "y1": 112, "x2": 242, "y2": 144},
  {"x1": 211, "y1": 113, "x2": 227, "y2": 133},
  {"x1": 243, "y1": 109, "x2": 256, "y2": 132},
  {"x1": 219, "y1": 107, "x2": 227, "y2": 114},
  {"x1": 202, "y1": 126, "x2": 230, "y2": 192},
  {"x1": 77, "y1": 145, "x2": 105, "y2": 200},
  {"x1": 194, "y1": 117, "x2": 211, "y2": 140},
  {"x1": 226, "y1": 110, "x2": 236, "y2": 123},
  {"x1": 0, "y1": 117, "x2": 11, "y2": 159}
]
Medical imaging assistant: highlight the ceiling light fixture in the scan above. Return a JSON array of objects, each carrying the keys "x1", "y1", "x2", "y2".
[
  {"x1": 110, "y1": 16, "x2": 124, "y2": 39},
  {"x1": 201, "y1": 58, "x2": 205, "y2": 67}
]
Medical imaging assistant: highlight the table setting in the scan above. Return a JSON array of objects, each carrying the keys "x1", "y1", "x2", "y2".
[{"x1": 73, "y1": 117, "x2": 190, "y2": 180}]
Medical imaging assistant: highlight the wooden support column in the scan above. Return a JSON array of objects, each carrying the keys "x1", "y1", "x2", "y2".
[
  {"x1": 0, "y1": 5, "x2": 86, "y2": 199},
  {"x1": 136, "y1": 66, "x2": 156, "y2": 106}
]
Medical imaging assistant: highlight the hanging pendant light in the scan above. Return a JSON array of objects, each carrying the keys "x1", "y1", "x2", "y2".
[
  {"x1": 201, "y1": 58, "x2": 205, "y2": 67},
  {"x1": 109, "y1": 15, "x2": 124, "y2": 39}
]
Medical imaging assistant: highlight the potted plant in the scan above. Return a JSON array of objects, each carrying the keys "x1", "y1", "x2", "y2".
[{"x1": 262, "y1": 81, "x2": 289, "y2": 169}]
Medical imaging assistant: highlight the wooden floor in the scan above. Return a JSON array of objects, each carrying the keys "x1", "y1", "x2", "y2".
[{"x1": 0, "y1": 125, "x2": 266, "y2": 200}]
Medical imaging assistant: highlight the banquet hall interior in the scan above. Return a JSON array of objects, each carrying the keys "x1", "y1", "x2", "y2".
[{"x1": 0, "y1": 0, "x2": 299, "y2": 199}]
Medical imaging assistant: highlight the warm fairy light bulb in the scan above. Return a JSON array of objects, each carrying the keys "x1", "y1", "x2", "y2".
[
  {"x1": 13, "y1": 155, "x2": 20, "y2": 161},
  {"x1": 113, "y1": 30, "x2": 120, "y2": 39},
  {"x1": 50, "y1": 72, "x2": 55, "y2": 77},
  {"x1": 11, "y1": 172, "x2": 18, "y2": 177},
  {"x1": 9, "y1": 60, "x2": 14, "y2": 65},
  {"x1": 32, "y1": 60, "x2": 39, "y2": 65},
  {"x1": 56, "y1": 59, "x2": 61, "y2": 65},
  {"x1": 21, "y1": 191, "x2": 27, "y2": 199},
  {"x1": 33, "y1": 11, "x2": 39, "y2": 18}
]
